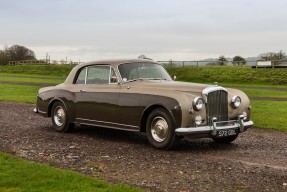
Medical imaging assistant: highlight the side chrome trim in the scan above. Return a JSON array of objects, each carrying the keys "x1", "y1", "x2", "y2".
[
  {"x1": 38, "y1": 110, "x2": 47, "y2": 114},
  {"x1": 74, "y1": 122, "x2": 139, "y2": 132},
  {"x1": 75, "y1": 118, "x2": 139, "y2": 128}
]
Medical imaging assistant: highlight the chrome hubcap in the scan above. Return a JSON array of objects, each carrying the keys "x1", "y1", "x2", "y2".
[
  {"x1": 54, "y1": 106, "x2": 65, "y2": 127},
  {"x1": 151, "y1": 117, "x2": 169, "y2": 142}
]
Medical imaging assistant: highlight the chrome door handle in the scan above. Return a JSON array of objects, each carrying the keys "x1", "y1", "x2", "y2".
[{"x1": 80, "y1": 89, "x2": 86, "y2": 95}]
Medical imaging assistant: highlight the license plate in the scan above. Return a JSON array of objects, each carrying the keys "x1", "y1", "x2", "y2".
[{"x1": 216, "y1": 129, "x2": 238, "y2": 137}]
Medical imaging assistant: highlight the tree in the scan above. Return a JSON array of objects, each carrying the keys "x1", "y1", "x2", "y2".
[
  {"x1": 218, "y1": 55, "x2": 228, "y2": 66},
  {"x1": 6, "y1": 45, "x2": 36, "y2": 61},
  {"x1": 232, "y1": 56, "x2": 246, "y2": 66},
  {"x1": 259, "y1": 51, "x2": 286, "y2": 66},
  {"x1": 0, "y1": 50, "x2": 10, "y2": 65}
]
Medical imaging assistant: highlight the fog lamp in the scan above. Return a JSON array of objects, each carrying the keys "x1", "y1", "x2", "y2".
[
  {"x1": 242, "y1": 111, "x2": 247, "y2": 120},
  {"x1": 195, "y1": 115, "x2": 202, "y2": 126}
]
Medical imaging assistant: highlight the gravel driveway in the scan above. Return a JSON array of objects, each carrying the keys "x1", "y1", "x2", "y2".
[{"x1": 0, "y1": 102, "x2": 286, "y2": 192}]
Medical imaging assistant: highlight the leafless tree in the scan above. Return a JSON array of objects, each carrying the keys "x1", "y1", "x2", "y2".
[
  {"x1": 6, "y1": 45, "x2": 36, "y2": 61},
  {"x1": 259, "y1": 51, "x2": 286, "y2": 65}
]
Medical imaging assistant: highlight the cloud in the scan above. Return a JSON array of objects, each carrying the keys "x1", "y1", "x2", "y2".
[{"x1": 1, "y1": 0, "x2": 287, "y2": 61}]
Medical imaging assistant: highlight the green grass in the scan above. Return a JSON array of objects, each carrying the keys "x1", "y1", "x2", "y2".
[
  {"x1": 0, "y1": 72, "x2": 65, "y2": 79},
  {"x1": 0, "y1": 84, "x2": 39, "y2": 103},
  {"x1": 167, "y1": 66, "x2": 287, "y2": 85},
  {"x1": 251, "y1": 101, "x2": 287, "y2": 131},
  {"x1": 0, "y1": 75, "x2": 64, "y2": 85},
  {"x1": 241, "y1": 89, "x2": 287, "y2": 99},
  {"x1": 0, "y1": 152, "x2": 142, "y2": 192},
  {"x1": 0, "y1": 64, "x2": 74, "y2": 77}
]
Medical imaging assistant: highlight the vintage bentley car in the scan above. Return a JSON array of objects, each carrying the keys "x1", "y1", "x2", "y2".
[{"x1": 34, "y1": 59, "x2": 253, "y2": 150}]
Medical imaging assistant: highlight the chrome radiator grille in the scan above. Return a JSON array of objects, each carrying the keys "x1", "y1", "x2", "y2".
[{"x1": 206, "y1": 90, "x2": 228, "y2": 125}]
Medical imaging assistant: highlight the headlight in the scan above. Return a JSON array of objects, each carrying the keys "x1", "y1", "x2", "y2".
[
  {"x1": 232, "y1": 96, "x2": 241, "y2": 108},
  {"x1": 193, "y1": 97, "x2": 204, "y2": 111}
]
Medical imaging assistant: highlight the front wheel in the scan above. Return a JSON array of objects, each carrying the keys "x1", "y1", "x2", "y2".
[
  {"x1": 146, "y1": 108, "x2": 179, "y2": 150},
  {"x1": 51, "y1": 101, "x2": 74, "y2": 132},
  {"x1": 212, "y1": 135, "x2": 238, "y2": 144}
]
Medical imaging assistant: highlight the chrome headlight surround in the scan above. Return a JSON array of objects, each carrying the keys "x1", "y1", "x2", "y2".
[
  {"x1": 231, "y1": 96, "x2": 241, "y2": 108},
  {"x1": 193, "y1": 97, "x2": 204, "y2": 111}
]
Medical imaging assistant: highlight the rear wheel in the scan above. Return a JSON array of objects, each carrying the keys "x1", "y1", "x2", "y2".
[
  {"x1": 212, "y1": 135, "x2": 238, "y2": 144},
  {"x1": 146, "y1": 108, "x2": 179, "y2": 150},
  {"x1": 51, "y1": 101, "x2": 74, "y2": 132}
]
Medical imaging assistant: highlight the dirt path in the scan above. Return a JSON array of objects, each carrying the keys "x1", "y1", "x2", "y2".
[{"x1": 0, "y1": 102, "x2": 286, "y2": 191}]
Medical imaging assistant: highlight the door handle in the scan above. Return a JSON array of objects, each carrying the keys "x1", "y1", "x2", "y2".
[{"x1": 80, "y1": 89, "x2": 86, "y2": 95}]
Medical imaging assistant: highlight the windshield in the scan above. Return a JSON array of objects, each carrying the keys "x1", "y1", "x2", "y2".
[{"x1": 118, "y1": 62, "x2": 172, "y2": 82}]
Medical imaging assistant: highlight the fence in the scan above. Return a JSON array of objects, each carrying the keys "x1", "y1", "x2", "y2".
[
  {"x1": 8, "y1": 60, "x2": 84, "y2": 65},
  {"x1": 7, "y1": 59, "x2": 287, "y2": 68},
  {"x1": 158, "y1": 60, "x2": 287, "y2": 68}
]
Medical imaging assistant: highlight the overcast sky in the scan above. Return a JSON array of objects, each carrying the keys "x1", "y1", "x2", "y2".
[{"x1": 0, "y1": 0, "x2": 286, "y2": 62}]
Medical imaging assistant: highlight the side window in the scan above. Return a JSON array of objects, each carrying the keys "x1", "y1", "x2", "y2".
[
  {"x1": 75, "y1": 67, "x2": 87, "y2": 84},
  {"x1": 87, "y1": 66, "x2": 118, "y2": 84},
  {"x1": 75, "y1": 65, "x2": 118, "y2": 84}
]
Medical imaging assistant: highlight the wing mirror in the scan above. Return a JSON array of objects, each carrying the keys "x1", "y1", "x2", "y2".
[
  {"x1": 111, "y1": 76, "x2": 118, "y2": 83},
  {"x1": 173, "y1": 76, "x2": 177, "y2": 81}
]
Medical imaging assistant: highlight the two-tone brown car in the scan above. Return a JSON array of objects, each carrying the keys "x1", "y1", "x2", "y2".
[{"x1": 34, "y1": 59, "x2": 253, "y2": 150}]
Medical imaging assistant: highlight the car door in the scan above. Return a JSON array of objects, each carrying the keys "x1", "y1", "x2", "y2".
[{"x1": 74, "y1": 65, "x2": 120, "y2": 127}]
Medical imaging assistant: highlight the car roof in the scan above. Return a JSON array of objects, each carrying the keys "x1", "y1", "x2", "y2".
[{"x1": 79, "y1": 58, "x2": 158, "y2": 68}]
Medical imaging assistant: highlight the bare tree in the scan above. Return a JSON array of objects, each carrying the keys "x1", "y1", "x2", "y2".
[
  {"x1": 6, "y1": 45, "x2": 36, "y2": 61},
  {"x1": 259, "y1": 51, "x2": 286, "y2": 65},
  {"x1": 232, "y1": 56, "x2": 246, "y2": 66}
]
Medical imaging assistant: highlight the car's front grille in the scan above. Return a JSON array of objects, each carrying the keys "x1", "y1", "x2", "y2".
[{"x1": 206, "y1": 90, "x2": 228, "y2": 125}]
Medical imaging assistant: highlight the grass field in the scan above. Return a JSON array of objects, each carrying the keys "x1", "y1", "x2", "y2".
[
  {"x1": 166, "y1": 65, "x2": 287, "y2": 85},
  {"x1": 0, "y1": 64, "x2": 74, "y2": 77},
  {"x1": 0, "y1": 64, "x2": 287, "y2": 131},
  {"x1": 0, "y1": 152, "x2": 141, "y2": 192},
  {"x1": 0, "y1": 64, "x2": 286, "y2": 191}
]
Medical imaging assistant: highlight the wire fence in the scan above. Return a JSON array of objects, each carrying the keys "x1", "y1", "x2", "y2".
[
  {"x1": 7, "y1": 59, "x2": 287, "y2": 68},
  {"x1": 158, "y1": 60, "x2": 287, "y2": 68},
  {"x1": 8, "y1": 59, "x2": 83, "y2": 65}
]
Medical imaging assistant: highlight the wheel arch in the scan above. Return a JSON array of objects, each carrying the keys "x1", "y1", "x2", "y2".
[
  {"x1": 48, "y1": 98, "x2": 67, "y2": 117},
  {"x1": 140, "y1": 104, "x2": 177, "y2": 133}
]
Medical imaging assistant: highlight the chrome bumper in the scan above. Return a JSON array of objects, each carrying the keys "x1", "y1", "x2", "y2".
[{"x1": 175, "y1": 116, "x2": 253, "y2": 136}]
